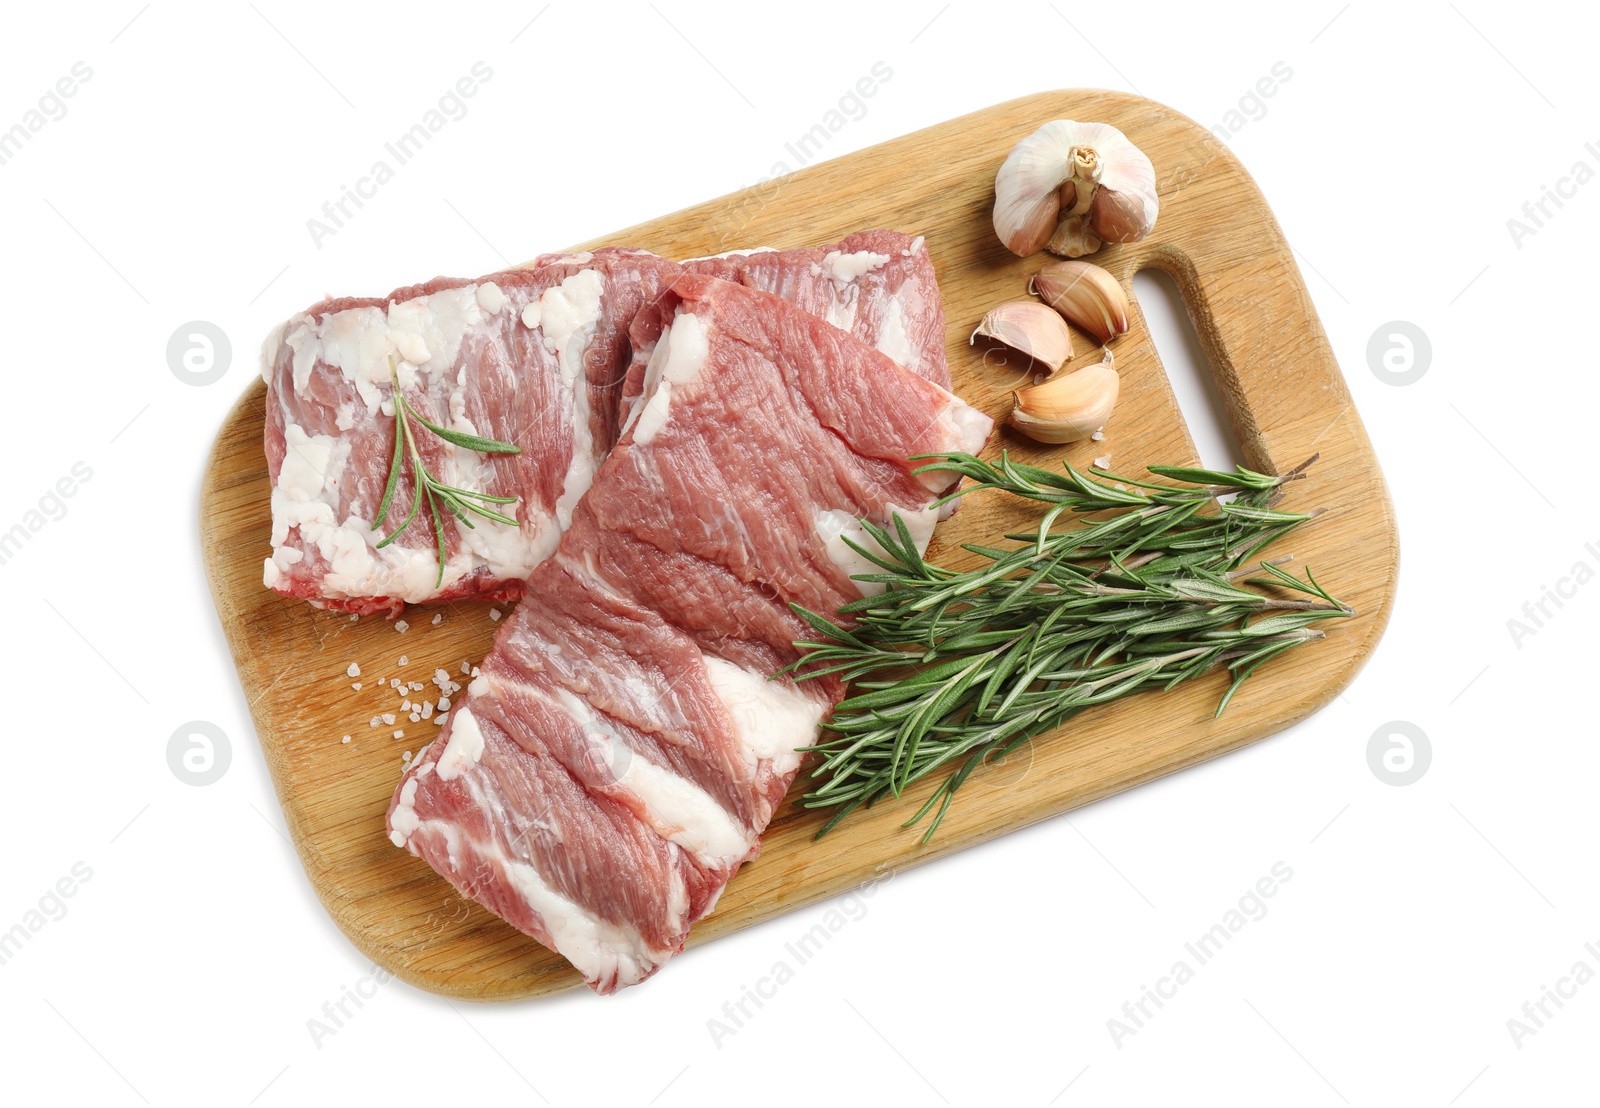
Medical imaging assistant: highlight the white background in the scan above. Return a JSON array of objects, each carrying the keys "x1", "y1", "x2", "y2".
[{"x1": 2, "y1": 2, "x2": 1595, "y2": 1105}]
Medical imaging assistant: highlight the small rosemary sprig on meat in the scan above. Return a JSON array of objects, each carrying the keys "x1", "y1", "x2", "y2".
[
  {"x1": 372, "y1": 357, "x2": 522, "y2": 586},
  {"x1": 784, "y1": 452, "x2": 1352, "y2": 842}
]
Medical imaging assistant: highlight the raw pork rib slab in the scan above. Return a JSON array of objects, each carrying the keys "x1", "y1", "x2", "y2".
[
  {"x1": 261, "y1": 233, "x2": 947, "y2": 616},
  {"x1": 387, "y1": 275, "x2": 991, "y2": 992}
]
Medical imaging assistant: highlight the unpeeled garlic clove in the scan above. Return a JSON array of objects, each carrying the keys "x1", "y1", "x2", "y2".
[
  {"x1": 993, "y1": 120, "x2": 1159, "y2": 258},
  {"x1": 970, "y1": 301, "x2": 1074, "y2": 373},
  {"x1": 1010, "y1": 351, "x2": 1119, "y2": 444},
  {"x1": 1030, "y1": 260, "x2": 1130, "y2": 344}
]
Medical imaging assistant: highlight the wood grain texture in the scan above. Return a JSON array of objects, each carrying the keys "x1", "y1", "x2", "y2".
[{"x1": 202, "y1": 90, "x2": 1398, "y2": 1001}]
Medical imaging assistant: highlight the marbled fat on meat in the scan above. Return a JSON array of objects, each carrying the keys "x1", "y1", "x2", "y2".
[
  {"x1": 261, "y1": 233, "x2": 949, "y2": 616},
  {"x1": 387, "y1": 276, "x2": 990, "y2": 992}
]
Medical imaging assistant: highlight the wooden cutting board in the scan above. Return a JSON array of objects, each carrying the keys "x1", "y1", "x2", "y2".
[{"x1": 202, "y1": 90, "x2": 1398, "y2": 1000}]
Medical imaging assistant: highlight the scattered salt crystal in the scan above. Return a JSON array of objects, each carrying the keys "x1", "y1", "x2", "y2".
[
  {"x1": 401, "y1": 700, "x2": 412, "y2": 713},
  {"x1": 390, "y1": 678, "x2": 401, "y2": 689},
  {"x1": 346, "y1": 662, "x2": 361, "y2": 678},
  {"x1": 1090, "y1": 430, "x2": 1104, "y2": 441},
  {"x1": 349, "y1": 613, "x2": 359, "y2": 622},
  {"x1": 410, "y1": 681, "x2": 424, "y2": 692},
  {"x1": 438, "y1": 696, "x2": 451, "y2": 712},
  {"x1": 402, "y1": 751, "x2": 412, "y2": 762},
  {"x1": 351, "y1": 682, "x2": 362, "y2": 691},
  {"x1": 369, "y1": 717, "x2": 381, "y2": 728},
  {"x1": 461, "y1": 662, "x2": 471, "y2": 675},
  {"x1": 341, "y1": 735, "x2": 351, "y2": 744},
  {"x1": 421, "y1": 701, "x2": 434, "y2": 719},
  {"x1": 1093, "y1": 455, "x2": 1110, "y2": 469},
  {"x1": 394, "y1": 730, "x2": 405, "y2": 739},
  {"x1": 489, "y1": 609, "x2": 502, "y2": 622},
  {"x1": 381, "y1": 712, "x2": 396, "y2": 725},
  {"x1": 398, "y1": 655, "x2": 408, "y2": 667},
  {"x1": 409, "y1": 712, "x2": 421, "y2": 723},
  {"x1": 432, "y1": 613, "x2": 442, "y2": 625},
  {"x1": 395, "y1": 620, "x2": 409, "y2": 633},
  {"x1": 434, "y1": 713, "x2": 448, "y2": 726},
  {"x1": 471, "y1": 667, "x2": 480, "y2": 677}
]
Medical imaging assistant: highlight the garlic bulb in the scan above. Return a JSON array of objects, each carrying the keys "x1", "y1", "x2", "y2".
[
  {"x1": 993, "y1": 120, "x2": 1158, "y2": 258},
  {"x1": 1031, "y1": 260, "x2": 1131, "y2": 343},
  {"x1": 1010, "y1": 351, "x2": 1119, "y2": 444},
  {"x1": 970, "y1": 300, "x2": 1074, "y2": 373}
]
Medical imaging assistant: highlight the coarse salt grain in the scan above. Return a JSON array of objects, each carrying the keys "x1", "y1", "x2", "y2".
[
  {"x1": 381, "y1": 713, "x2": 396, "y2": 725},
  {"x1": 346, "y1": 662, "x2": 361, "y2": 678},
  {"x1": 1090, "y1": 430, "x2": 1104, "y2": 441},
  {"x1": 434, "y1": 713, "x2": 448, "y2": 725},
  {"x1": 401, "y1": 700, "x2": 412, "y2": 713},
  {"x1": 421, "y1": 701, "x2": 434, "y2": 719},
  {"x1": 471, "y1": 667, "x2": 480, "y2": 677},
  {"x1": 390, "y1": 679, "x2": 401, "y2": 689},
  {"x1": 438, "y1": 696, "x2": 450, "y2": 712},
  {"x1": 369, "y1": 717, "x2": 380, "y2": 728},
  {"x1": 432, "y1": 613, "x2": 442, "y2": 625},
  {"x1": 461, "y1": 662, "x2": 471, "y2": 674},
  {"x1": 395, "y1": 620, "x2": 409, "y2": 633},
  {"x1": 398, "y1": 655, "x2": 408, "y2": 667},
  {"x1": 351, "y1": 682, "x2": 362, "y2": 691},
  {"x1": 490, "y1": 609, "x2": 502, "y2": 622},
  {"x1": 1093, "y1": 455, "x2": 1110, "y2": 469},
  {"x1": 394, "y1": 730, "x2": 405, "y2": 739},
  {"x1": 349, "y1": 613, "x2": 359, "y2": 622},
  {"x1": 410, "y1": 681, "x2": 424, "y2": 691},
  {"x1": 341, "y1": 735, "x2": 351, "y2": 744},
  {"x1": 409, "y1": 712, "x2": 420, "y2": 723}
]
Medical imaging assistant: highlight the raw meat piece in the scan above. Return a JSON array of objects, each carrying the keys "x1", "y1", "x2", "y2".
[
  {"x1": 617, "y1": 231, "x2": 948, "y2": 432},
  {"x1": 262, "y1": 233, "x2": 949, "y2": 616},
  {"x1": 260, "y1": 249, "x2": 682, "y2": 616},
  {"x1": 388, "y1": 275, "x2": 990, "y2": 992}
]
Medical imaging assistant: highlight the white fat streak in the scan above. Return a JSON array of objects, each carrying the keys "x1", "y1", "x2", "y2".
[
  {"x1": 874, "y1": 295, "x2": 914, "y2": 369},
  {"x1": 823, "y1": 249, "x2": 891, "y2": 287},
  {"x1": 541, "y1": 269, "x2": 607, "y2": 529},
  {"x1": 700, "y1": 656, "x2": 824, "y2": 780},
  {"x1": 267, "y1": 273, "x2": 611, "y2": 601},
  {"x1": 267, "y1": 413, "x2": 477, "y2": 601},
  {"x1": 282, "y1": 284, "x2": 483, "y2": 410},
  {"x1": 817, "y1": 251, "x2": 889, "y2": 333},
  {"x1": 631, "y1": 312, "x2": 709, "y2": 447},
  {"x1": 926, "y1": 399, "x2": 995, "y2": 489},
  {"x1": 476, "y1": 282, "x2": 505, "y2": 315},
  {"x1": 501, "y1": 860, "x2": 676, "y2": 990},
  {"x1": 259, "y1": 321, "x2": 286, "y2": 385},
  {"x1": 434, "y1": 706, "x2": 486, "y2": 781},
  {"x1": 395, "y1": 735, "x2": 681, "y2": 990},
  {"x1": 388, "y1": 777, "x2": 421, "y2": 847},
  {"x1": 391, "y1": 682, "x2": 692, "y2": 991},
  {"x1": 549, "y1": 688, "x2": 752, "y2": 868},
  {"x1": 814, "y1": 504, "x2": 939, "y2": 596}
]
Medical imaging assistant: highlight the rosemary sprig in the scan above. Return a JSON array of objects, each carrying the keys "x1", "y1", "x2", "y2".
[
  {"x1": 784, "y1": 452, "x2": 1353, "y2": 843},
  {"x1": 371, "y1": 357, "x2": 522, "y2": 586}
]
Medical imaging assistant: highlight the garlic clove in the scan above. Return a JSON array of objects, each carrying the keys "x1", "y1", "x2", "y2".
[
  {"x1": 993, "y1": 120, "x2": 1158, "y2": 258},
  {"x1": 1031, "y1": 260, "x2": 1130, "y2": 344},
  {"x1": 1088, "y1": 186, "x2": 1152, "y2": 244},
  {"x1": 1009, "y1": 351, "x2": 1119, "y2": 444},
  {"x1": 970, "y1": 301, "x2": 1074, "y2": 373}
]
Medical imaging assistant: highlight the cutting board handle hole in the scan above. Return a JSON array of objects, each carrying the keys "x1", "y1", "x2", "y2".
[{"x1": 1132, "y1": 268, "x2": 1246, "y2": 474}]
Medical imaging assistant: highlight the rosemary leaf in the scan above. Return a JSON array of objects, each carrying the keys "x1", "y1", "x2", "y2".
[{"x1": 791, "y1": 452, "x2": 1351, "y2": 841}]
